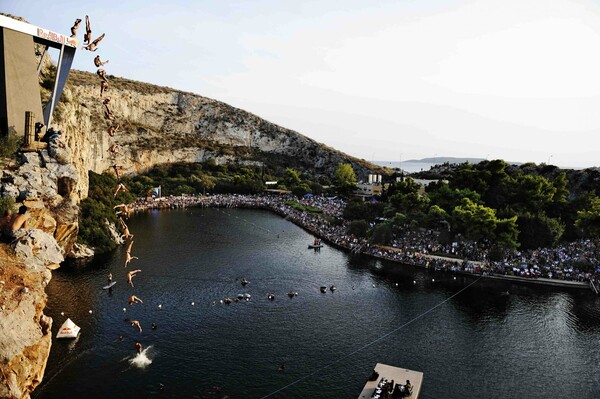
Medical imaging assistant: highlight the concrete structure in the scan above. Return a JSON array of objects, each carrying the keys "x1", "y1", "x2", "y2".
[
  {"x1": 0, "y1": 15, "x2": 77, "y2": 141},
  {"x1": 354, "y1": 182, "x2": 389, "y2": 200},
  {"x1": 358, "y1": 363, "x2": 424, "y2": 399}
]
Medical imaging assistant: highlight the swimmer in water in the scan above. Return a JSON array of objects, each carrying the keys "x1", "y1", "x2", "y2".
[
  {"x1": 135, "y1": 341, "x2": 142, "y2": 354},
  {"x1": 151, "y1": 323, "x2": 157, "y2": 330}
]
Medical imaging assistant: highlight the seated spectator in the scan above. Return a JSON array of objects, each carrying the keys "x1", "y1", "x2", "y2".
[{"x1": 8, "y1": 205, "x2": 29, "y2": 240}]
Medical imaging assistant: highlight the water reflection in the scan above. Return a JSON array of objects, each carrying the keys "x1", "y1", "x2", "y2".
[{"x1": 34, "y1": 209, "x2": 600, "y2": 399}]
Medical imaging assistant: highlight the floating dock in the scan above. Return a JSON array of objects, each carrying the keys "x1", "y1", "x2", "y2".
[{"x1": 357, "y1": 363, "x2": 423, "y2": 399}]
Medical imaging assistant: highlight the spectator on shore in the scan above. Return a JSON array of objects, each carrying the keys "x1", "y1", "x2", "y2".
[{"x1": 8, "y1": 205, "x2": 29, "y2": 240}]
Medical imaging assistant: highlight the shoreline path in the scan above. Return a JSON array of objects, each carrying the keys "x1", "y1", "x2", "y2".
[{"x1": 128, "y1": 193, "x2": 598, "y2": 291}]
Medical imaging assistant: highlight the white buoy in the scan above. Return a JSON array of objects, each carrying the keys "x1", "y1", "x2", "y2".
[
  {"x1": 413, "y1": 281, "x2": 416, "y2": 284},
  {"x1": 395, "y1": 283, "x2": 398, "y2": 286},
  {"x1": 88, "y1": 310, "x2": 93, "y2": 314},
  {"x1": 220, "y1": 300, "x2": 223, "y2": 304},
  {"x1": 158, "y1": 304, "x2": 162, "y2": 309},
  {"x1": 453, "y1": 276, "x2": 456, "y2": 280},
  {"x1": 432, "y1": 279, "x2": 435, "y2": 282},
  {"x1": 60, "y1": 312, "x2": 64, "y2": 316},
  {"x1": 123, "y1": 308, "x2": 127, "y2": 312},
  {"x1": 191, "y1": 302, "x2": 195, "y2": 306}
]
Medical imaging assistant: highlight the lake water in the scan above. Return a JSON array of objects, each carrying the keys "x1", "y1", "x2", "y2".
[{"x1": 34, "y1": 208, "x2": 600, "y2": 398}]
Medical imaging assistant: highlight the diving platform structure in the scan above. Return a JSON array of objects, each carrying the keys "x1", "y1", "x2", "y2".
[
  {"x1": 358, "y1": 363, "x2": 423, "y2": 399},
  {"x1": 0, "y1": 14, "x2": 77, "y2": 149}
]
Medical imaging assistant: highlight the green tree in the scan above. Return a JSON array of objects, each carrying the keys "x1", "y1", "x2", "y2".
[
  {"x1": 371, "y1": 223, "x2": 393, "y2": 245},
  {"x1": 284, "y1": 168, "x2": 302, "y2": 187},
  {"x1": 347, "y1": 219, "x2": 369, "y2": 237},
  {"x1": 343, "y1": 199, "x2": 384, "y2": 222},
  {"x1": 335, "y1": 163, "x2": 357, "y2": 187},
  {"x1": 452, "y1": 198, "x2": 497, "y2": 241},
  {"x1": 517, "y1": 213, "x2": 564, "y2": 249},
  {"x1": 510, "y1": 173, "x2": 556, "y2": 213},
  {"x1": 575, "y1": 196, "x2": 600, "y2": 237}
]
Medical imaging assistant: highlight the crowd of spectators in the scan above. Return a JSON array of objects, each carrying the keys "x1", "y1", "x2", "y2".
[{"x1": 130, "y1": 193, "x2": 600, "y2": 287}]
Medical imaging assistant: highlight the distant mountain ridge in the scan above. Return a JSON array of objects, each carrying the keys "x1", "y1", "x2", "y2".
[{"x1": 403, "y1": 156, "x2": 487, "y2": 164}]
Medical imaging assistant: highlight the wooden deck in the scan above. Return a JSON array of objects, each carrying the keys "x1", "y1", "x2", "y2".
[{"x1": 358, "y1": 363, "x2": 423, "y2": 399}]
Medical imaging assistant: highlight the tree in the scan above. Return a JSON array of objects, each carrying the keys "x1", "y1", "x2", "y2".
[
  {"x1": 371, "y1": 223, "x2": 393, "y2": 245},
  {"x1": 347, "y1": 219, "x2": 368, "y2": 237},
  {"x1": 575, "y1": 196, "x2": 600, "y2": 238},
  {"x1": 452, "y1": 198, "x2": 497, "y2": 241},
  {"x1": 343, "y1": 199, "x2": 384, "y2": 222},
  {"x1": 335, "y1": 163, "x2": 357, "y2": 187},
  {"x1": 284, "y1": 168, "x2": 302, "y2": 187},
  {"x1": 516, "y1": 213, "x2": 563, "y2": 249}
]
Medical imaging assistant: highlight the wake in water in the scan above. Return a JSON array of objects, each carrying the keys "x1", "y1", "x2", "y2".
[{"x1": 127, "y1": 346, "x2": 153, "y2": 368}]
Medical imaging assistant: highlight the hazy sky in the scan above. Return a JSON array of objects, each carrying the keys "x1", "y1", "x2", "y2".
[{"x1": 4, "y1": 0, "x2": 600, "y2": 168}]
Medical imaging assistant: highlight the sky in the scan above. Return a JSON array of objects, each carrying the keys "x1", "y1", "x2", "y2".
[{"x1": 4, "y1": 0, "x2": 600, "y2": 168}]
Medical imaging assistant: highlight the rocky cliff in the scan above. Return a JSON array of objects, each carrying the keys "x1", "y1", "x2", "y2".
[
  {"x1": 0, "y1": 137, "x2": 80, "y2": 397},
  {"x1": 52, "y1": 70, "x2": 385, "y2": 199}
]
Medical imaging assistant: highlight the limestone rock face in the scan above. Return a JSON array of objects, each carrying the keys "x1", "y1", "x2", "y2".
[
  {"x1": 68, "y1": 242, "x2": 95, "y2": 259},
  {"x1": 52, "y1": 71, "x2": 386, "y2": 199},
  {"x1": 13, "y1": 229, "x2": 65, "y2": 272},
  {"x1": 0, "y1": 245, "x2": 53, "y2": 399}
]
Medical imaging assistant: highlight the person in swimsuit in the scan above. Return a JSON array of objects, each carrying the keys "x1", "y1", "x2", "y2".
[
  {"x1": 128, "y1": 295, "x2": 143, "y2": 305},
  {"x1": 94, "y1": 55, "x2": 109, "y2": 67},
  {"x1": 83, "y1": 33, "x2": 105, "y2": 51},
  {"x1": 131, "y1": 320, "x2": 142, "y2": 333},
  {"x1": 70, "y1": 18, "x2": 82, "y2": 38},
  {"x1": 83, "y1": 15, "x2": 91, "y2": 44},
  {"x1": 127, "y1": 270, "x2": 142, "y2": 287},
  {"x1": 8, "y1": 205, "x2": 29, "y2": 240}
]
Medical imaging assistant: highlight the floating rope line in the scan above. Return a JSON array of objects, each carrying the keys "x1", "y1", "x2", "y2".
[{"x1": 259, "y1": 276, "x2": 483, "y2": 399}]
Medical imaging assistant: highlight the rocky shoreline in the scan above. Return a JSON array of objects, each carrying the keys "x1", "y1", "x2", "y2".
[{"x1": 0, "y1": 140, "x2": 80, "y2": 398}]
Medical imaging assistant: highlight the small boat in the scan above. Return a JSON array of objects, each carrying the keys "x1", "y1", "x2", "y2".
[
  {"x1": 330, "y1": 285, "x2": 337, "y2": 292},
  {"x1": 56, "y1": 318, "x2": 80, "y2": 339},
  {"x1": 240, "y1": 278, "x2": 249, "y2": 286},
  {"x1": 308, "y1": 244, "x2": 323, "y2": 249},
  {"x1": 320, "y1": 286, "x2": 327, "y2": 293},
  {"x1": 224, "y1": 298, "x2": 233, "y2": 304},
  {"x1": 238, "y1": 293, "x2": 252, "y2": 300}
]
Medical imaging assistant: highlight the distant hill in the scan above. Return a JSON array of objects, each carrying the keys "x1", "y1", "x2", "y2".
[{"x1": 403, "y1": 156, "x2": 487, "y2": 164}]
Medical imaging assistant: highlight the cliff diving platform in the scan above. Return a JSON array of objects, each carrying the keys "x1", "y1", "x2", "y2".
[{"x1": 358, "y1": 363, "x2": 423, "y2": 399}]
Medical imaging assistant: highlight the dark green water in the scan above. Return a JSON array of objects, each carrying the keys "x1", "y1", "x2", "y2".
[{"x1": 34, "y1": 208, "x2": 600, "y2": 398}]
